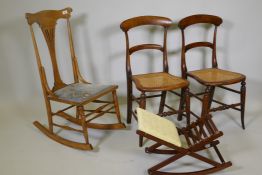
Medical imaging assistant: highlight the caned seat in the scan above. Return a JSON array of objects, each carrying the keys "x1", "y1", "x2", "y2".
[
  {"x1": 136, "y1": 94, "x2": 232, "y2": 174},
  {"x1": 188, "y1": 68, "x2": 246, "y2": 86},
  {"x1": 178, "y1": 14, "x2": 247, "y2": 129},
  {"x1": 25, "y1": 7, "x2": 125, "y2": 150},
  {"x1": 132, "y1": 72, "x2": 189, "y2": 92}
]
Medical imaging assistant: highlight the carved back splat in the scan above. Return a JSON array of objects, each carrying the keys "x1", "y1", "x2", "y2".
[{"x1": 26, "y1": 7, "x2": 75, "y2": 91}]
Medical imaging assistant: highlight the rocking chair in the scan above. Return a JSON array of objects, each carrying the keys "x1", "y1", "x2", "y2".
[
  {"x1": 25, "y1": 7, "x2": 125, "y2": 150},
  {"x1": 136, "y1": 93, "x2": 232, "y2": 174}
]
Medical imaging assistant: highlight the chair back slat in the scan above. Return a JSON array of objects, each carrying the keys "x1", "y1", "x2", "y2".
[
  {"x1": 120, "y1": 16, "x2": 172, "y2": 32},
  {"x1": 179, "y1": 14, "x2": 222, "y2": 78},
  {"x1": 178, "y1": 14, "x2": 222, "y2": 30},
  {"x1": 25, "y1": 8, "x2": 81, "y2": 92}
]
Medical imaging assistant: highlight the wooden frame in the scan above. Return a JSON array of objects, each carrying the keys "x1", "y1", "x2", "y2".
[
  {"x1": 120, "y1": 16, "x2": 191, "y2": 147},
  {"x1": 137, "y1": 94, "x2": 232, "y2": 174},
  {"x1": 178, "y1": 14, "x2": 247, "y2": 129},
  {"x1": 25, "y1": 7, "x2": 125, "y2": 150}
]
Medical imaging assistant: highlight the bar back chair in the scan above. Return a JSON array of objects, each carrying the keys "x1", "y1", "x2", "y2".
[
  {"x1": 121, "y1": 16, "x2": 190, "y2": 147},
  {"x1": 120, "y1": 16, "x2": 190, "y2": 124},
  {"x1": 25, "y1": 7, "x2": 125, "y2": 150},
  {"x1": 178, "y1": 14, "x2": 246, "y2": 129},
  {"x1": 136, "y1": 93, "x2": 232, "y2": 174}
]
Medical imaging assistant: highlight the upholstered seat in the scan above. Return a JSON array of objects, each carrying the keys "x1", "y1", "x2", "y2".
[
  {"x1": 188, "y1": 68, "x2": 246, "y2": 86},
  {"x1": 137, "y1": 108, "x2": 181, "y2": 147},
  {"x1": 132, "y1": 72, "x2": 189, "y2": 92},
  {"x1": 52, "y1": 83, "x2": 117, "y2": 104}
]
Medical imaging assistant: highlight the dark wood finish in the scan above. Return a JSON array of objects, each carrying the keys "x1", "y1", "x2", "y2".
[
  {"x1": 121, "y1": 16, "x2": 190, "y2": 148},
  {"x1": 120, "y1": 16, "x2": 190, "y2": 125},
  {"x1": 178, "y1": 14, "x2": 247, "y2": 129},
  {"x1": 26, "y1": 8, "x2": 125, "y2": 150},
  {"x1": 137, "y1": 95, "x2": 232, "y2": 174}
]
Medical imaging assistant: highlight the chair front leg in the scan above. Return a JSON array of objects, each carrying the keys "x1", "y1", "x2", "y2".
[
  {"x1": 139, "y1": 91, "x2": 146, "y2": 147},
  {"x1": 240, "y1": 80, "x2": 246, "y2": 129},
  {"x1": 127, "y1": 80, "x2": 133, "y2": 124},
  {"x1": 177, "y1": 88, "x2": 186, "y2": 121},
  {"x1": 185, "y1": 88, "x2": 191, "y2": 126},
  {"x1": 158, "y1": 91, "x2": 167, "y2": 114},
  {"x1": 78, "y1": 106, "x2": 90, "y2": 145},
  {"x1": 208, "y1": 86, "x2": 215, "y2": 109},
  {"x1": 112, "y1": 90, "x2": 122, "y2": 123}
]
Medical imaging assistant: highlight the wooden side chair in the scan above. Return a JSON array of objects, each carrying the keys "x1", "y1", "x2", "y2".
[
  {"x1": 178, "y1": 14, "x2": 246, "y2": 129},
  {"x1": 120, "y1": 16, "x2": 190, "y2": 124},
  {"x1": 25, "y1": 7, "x2": 125, "y2": 150},
  {"x1": 136, "y1": 94, "x2": 232, "y2": 174}
]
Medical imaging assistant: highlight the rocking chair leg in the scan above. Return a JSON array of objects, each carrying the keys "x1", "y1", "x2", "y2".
[
  {"x1": 112, "y1": 90, "x2": 122, "y2": 123},
  {"x1": 240, "y1": 80, "x2": 246, "y2": 129},
  {"x1": 78, "y1": 106, "x2": 90, "y2": 145},
  {"x1": 45, "y1": 99, "x2": 54, "y2": 133},
  {"x1": 158, "y1": 91, "x2": 167, "y2": 114},
  {"x1": 212, "y1": 144, "x2": 225, "y2": 163},
  {"x1": 177, "y1": 88, "x2": 185, "y2": 121},
  {"x1": 139, "y1": 92, "x2": 146, "y2": 147},
  {"x1": 148, "y1": 152, "x2": 185, "y2": 174}
]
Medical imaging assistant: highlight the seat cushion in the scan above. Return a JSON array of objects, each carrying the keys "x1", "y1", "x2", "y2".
[
  {"x1": 188, "y1": 68, "x2": 245, "y2": 86},
  {"x1": 137, "y1": 108, "x2": 182, "y2": 147},
  {"x1": 52, "y1": 83, "x2": 116, "y2": 104},
  {"x1": 132, "y1": 72, "x2": 188, "y2": 92}
]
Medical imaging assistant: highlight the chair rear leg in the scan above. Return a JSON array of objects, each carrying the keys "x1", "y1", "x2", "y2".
[
  {"x1": 45, "y1": 99, "x2": 54, "y2": 133},
  {"x1": 177, "y1": 88, "x2": 185, "y2": 121},
  {"x1": 240, "y1": 80, "x2": 246, "y2": 129},
  {"x1": 158, "y1": 91, "x2": 167, "y2": 114},
  {"x1": 127, "y1": 80, "x2": 133, "y2": 124}
]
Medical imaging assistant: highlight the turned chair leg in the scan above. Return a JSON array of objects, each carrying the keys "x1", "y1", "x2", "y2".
[
  {"x1": 240, "y1": 80, "x2": 246, "y2": 129},
  {"x1": 177, "y1": 88, "x2": 186, "y2": 121},
  {"x1": 158, "y1": 91, "x2": 167, "y2": 114},
  {"x1": 139, "y1": 92, "x2": 146, "y2": 147}
]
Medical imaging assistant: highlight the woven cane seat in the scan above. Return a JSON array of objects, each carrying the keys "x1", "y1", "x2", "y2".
[
  {"x1": 132, "y1": 72, "x2": 189, "y2": 92},
  {"x1": 188, "y1": 68, "x2": 246, "y2": 86}
]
